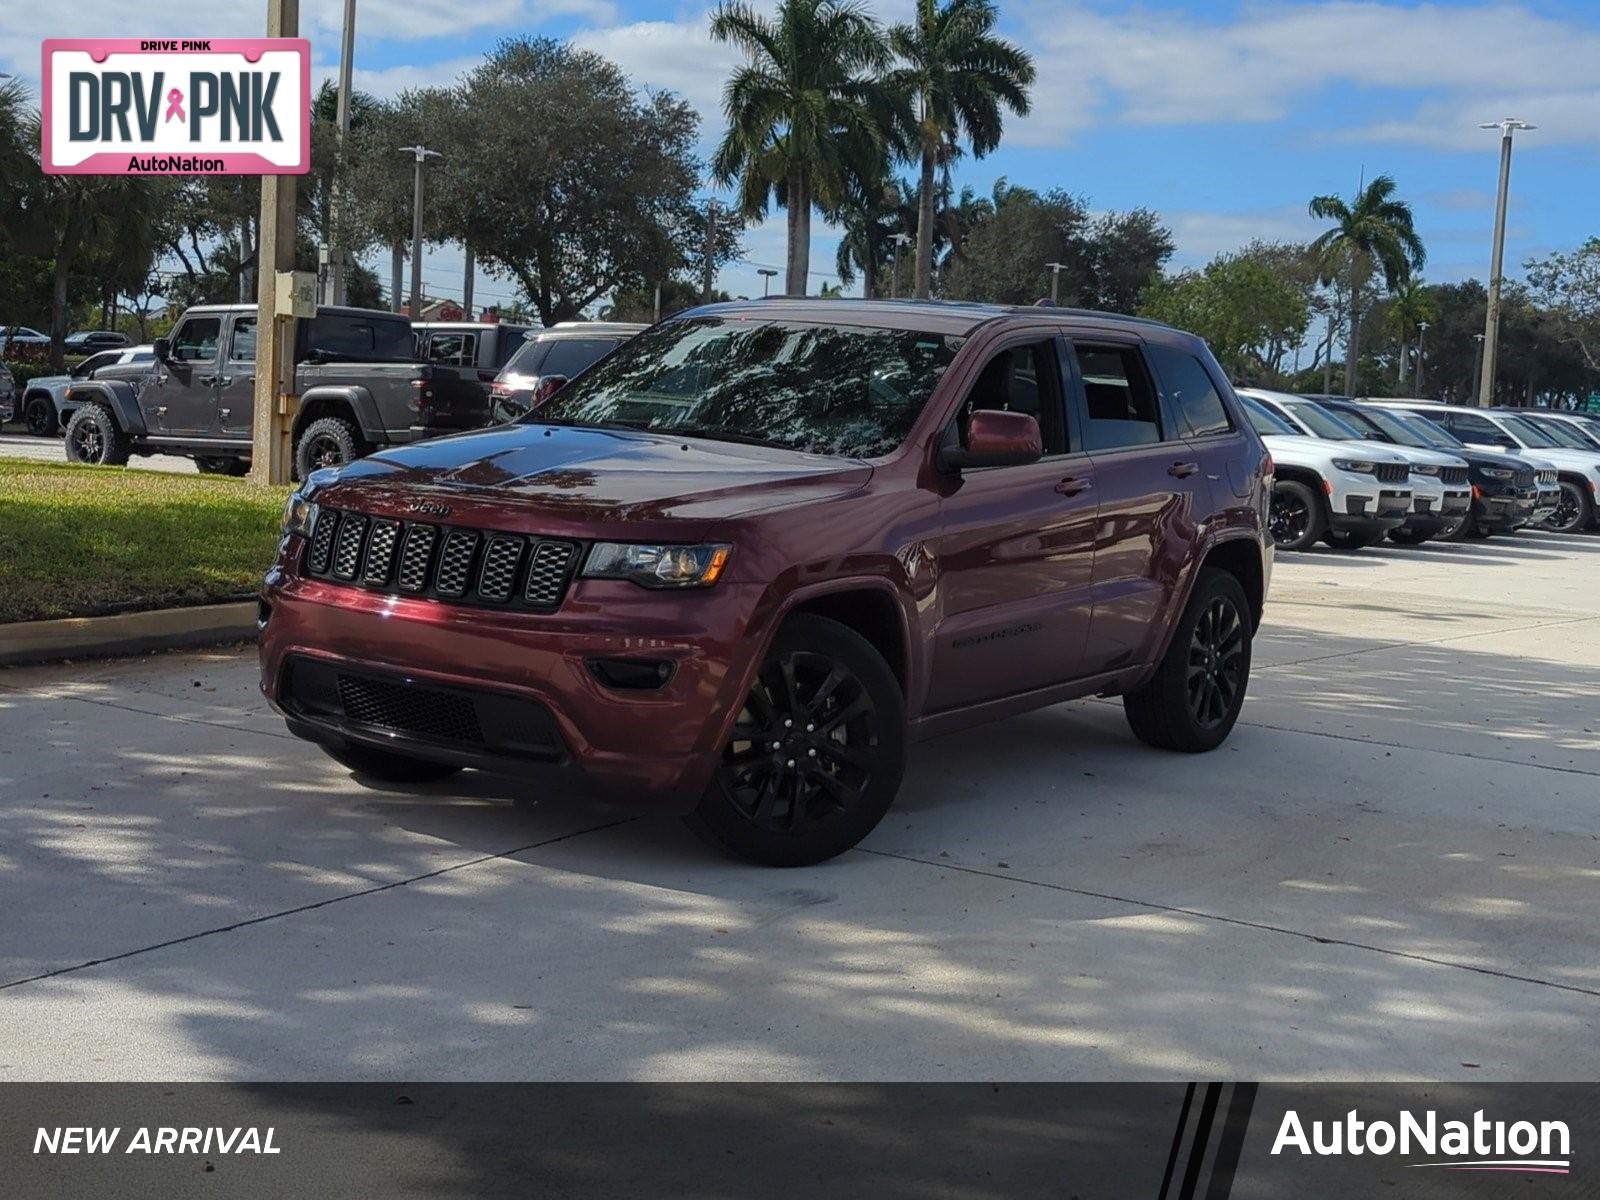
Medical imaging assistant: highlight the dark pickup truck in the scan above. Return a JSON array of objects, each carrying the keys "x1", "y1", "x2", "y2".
[{"x1": 61, "y1": 304, "x2": 487, "y2": 478}]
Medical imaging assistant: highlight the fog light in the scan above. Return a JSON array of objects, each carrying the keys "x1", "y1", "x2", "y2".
[{"x1": 586, "y1": 657, "x2": 675, "y2": 690}]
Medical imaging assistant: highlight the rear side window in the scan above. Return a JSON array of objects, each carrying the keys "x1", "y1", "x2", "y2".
[
  {"x1": 1072, "y1": 343, "x2": 1162, "y2": 450},
  {"x1": 305, "y1": 315, "x2": 413, "y2": 360},
  {"x1": 541, "y1": 337, "x2": 620, "y2": 378},
  {"x1": 229, "y1": 317, "x2": 257, "y2": 363},
  {"x1": 423, "y1": 331, "x2": 477, "y2": 367},
  {"x1": 1146, "y1": 345, "x2": 1232, "y2": 438}
]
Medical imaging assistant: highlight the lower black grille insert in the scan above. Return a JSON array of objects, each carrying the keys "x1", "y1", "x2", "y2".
[
  {"x1": 337, "y1": 673, "x2": 484, "y2": 743},
  {"x1": 1374, "y1": 463, "x2": 1408, "y2": 484}
]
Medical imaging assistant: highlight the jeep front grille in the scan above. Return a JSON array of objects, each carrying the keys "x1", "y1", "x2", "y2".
[
  {"x1": 1441, "y1": 466, "x2": 1469, "y2": 486},
  {"x1": 302, "y1": 506, "x2": 580, "y2": 612},
  {"x1": 1374, "y1": 462, "x2": 1409, "y2": 483},
  {"x1": 1536, "y1": 469, "x2": 1557, "y2": 486},
  {"x1": 1513, "y1": 467, "x2": 1536, "y2": 488}
]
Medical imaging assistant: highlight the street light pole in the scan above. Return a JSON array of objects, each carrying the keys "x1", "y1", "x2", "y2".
[
  {"x1": 1477, "y1": 117, "x2": 1534, "y2": 407},
  {"x1": 327, "y1": 0, "x2": 357, "y2": 305},
  {"x1": 702, "y1": 200, "x2": 717, "y2": 303},
  {"x1": 399, "y1": 145, "x2": 441, "y2": 317},
  {"x1": 1045, "y1": 261, "x2": 1066, "y2": 305},
  {"x1": 890, "y1": 233, "x2": 911, "y2": 300},
  {"x1": 1470, "y1": 332, "x2": 1486, "y2": 402},
  {"x1": 1415, "y1": 320, "x2": 1429, "y2": 394},
  {"x1": 758, "y1": 268, "x2": 777, "y2": 298}
]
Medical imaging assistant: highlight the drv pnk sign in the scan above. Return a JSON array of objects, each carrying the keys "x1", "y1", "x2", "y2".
[{"x1": 42, "y1": 38, "x2": 309, "y2": 175}]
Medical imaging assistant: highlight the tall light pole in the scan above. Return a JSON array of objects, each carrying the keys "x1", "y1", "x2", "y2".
[
  {"x1": 1415, "y1": 320, "x2": 1429, "y2": 394},
  {"x1": 1477, "y1": 117, "x2": 1535, "y2": 407},
  {"x1": 702, "y1": 200, "x2": 717, "y2": 303},
  {"x1": 890, "y1": 233, "x2": 912, "y2": 299},
  {"x1": 758, "y1": 268, "x2": 777, "y2": 297},
  {"x1": 1045, "y1": 261, "x2": 1067, "y2": 305},
  {"x1": 326, "y1": 0, "x2": 357, "y2": 304},
  {"x1": 399, "y1": 145, "x2": 441, "y2": 317}
]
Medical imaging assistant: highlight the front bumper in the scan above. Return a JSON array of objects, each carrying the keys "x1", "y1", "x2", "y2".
[
  {"x1": 1328, "y1": 483, "x2": 1411, "y2": 534},
  {"x1": 1398, "y1": 485, "x2": 1471, "y2": 534},
  {"x1": 259, "y1": 548, "x2": 765, "y2": 800}
]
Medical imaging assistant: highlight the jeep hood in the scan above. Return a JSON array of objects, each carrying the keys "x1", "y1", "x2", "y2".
[{"x1": 321, "y1": 423, "x2": 874, "y2": 526}]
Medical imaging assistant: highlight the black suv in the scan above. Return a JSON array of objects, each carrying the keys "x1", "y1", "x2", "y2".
[{"x1": 63, "y1": 304, "x2": 487, "y2": 477}]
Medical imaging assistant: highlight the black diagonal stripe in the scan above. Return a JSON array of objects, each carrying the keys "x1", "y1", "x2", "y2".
[
  {"x1": 1158, "y1": 1083, "x2": 1197, "y2": 1200},
  {"x1": 1178, "y1": 1083, "x2": 1223, "y2": 1200},
  {"x1": 1205, "y1": 1083, "x2": 1258, "y2": 1200}
]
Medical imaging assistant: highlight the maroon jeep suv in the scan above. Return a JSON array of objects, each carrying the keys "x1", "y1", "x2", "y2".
[{"x1": 260, "y1": 300, "x2": 1272, "y2": 865}]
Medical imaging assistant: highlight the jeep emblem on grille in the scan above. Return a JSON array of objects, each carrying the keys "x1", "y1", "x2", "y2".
[{"x1": 408, "y1": 500, "x2": 453, "y2": 517}]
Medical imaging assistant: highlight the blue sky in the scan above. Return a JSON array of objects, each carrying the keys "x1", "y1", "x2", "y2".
[{"x1": 7, "y1": 1, "x2": 1598, "y2": 310}]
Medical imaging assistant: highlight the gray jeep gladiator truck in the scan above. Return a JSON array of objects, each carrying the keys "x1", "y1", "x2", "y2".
[{"x1": 61, "y1": 304, "x2": 488, "y2": 477}]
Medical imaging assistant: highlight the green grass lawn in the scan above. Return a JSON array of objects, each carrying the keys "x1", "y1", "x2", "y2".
[{"x1": 0, "y1": 458, "x2": 290, "y2": 624}]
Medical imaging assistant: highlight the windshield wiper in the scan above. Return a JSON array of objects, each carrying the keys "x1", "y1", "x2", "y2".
[{"x1": 668, "y1": 424, "x2": 789, "y2": 449}]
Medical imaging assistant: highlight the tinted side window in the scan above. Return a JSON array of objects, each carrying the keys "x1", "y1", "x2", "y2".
[
  {"x1": 542, "y1": 337, "x2": 619, "y2": 377},
  {"x1": 306, "y1": 315, "x2": 413, "y2": 359},
  {"x1": 1449, "y1": 412, "x2": 1505, "y2": 444},
  {"x1": 229, "y1": 317, "x2": 257, "y2": 362},
  {"x1": 171, "y1": 317, "x2": 222, "y2": 363},
  {"x1": 1073, "y1": 343, "x2": 1161, "y2": 450},
  {"x1": 424, "y1": 331, "x2": 477, "y2": 366},
  {"x1": 960, "y1": 340, "x2": 1068, "y2": 455},
  {"x1": 1147, "y1": 345, "x2": 1232, "y2": 438}
]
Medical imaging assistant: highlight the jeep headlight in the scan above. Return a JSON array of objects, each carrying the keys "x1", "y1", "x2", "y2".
[
  {"x1": 1411, "y1": 463, "x2": 1441, "y2": 476},
  {"x1": 282, "y1": 492, "x2": 318, "y2": 539},
  {"x1": 1480, "y1": 466, "x2": 1514, "y2": 480},
  {"x1": 582, "y1": 542, "x2": 731, "y2": 588},
  {"x1": 1331, "y1": 458, "x2": 1376, "y2": 474}
]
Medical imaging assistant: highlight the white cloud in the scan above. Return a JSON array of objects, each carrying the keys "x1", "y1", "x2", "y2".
[{"x1": 1163, "y1": 206, "x2": 1322, "y2": 268}]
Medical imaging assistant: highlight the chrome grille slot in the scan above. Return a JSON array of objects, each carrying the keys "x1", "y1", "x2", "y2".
[
  {"x1": 1374, "y1": 463, "x2": 1408, "y2": 484},
  {"x1": 333, "y1": 514, "x2": 369, "y2": 579},
  {"x1": 478, "y1": 536, "x2": 524, "y2": 603},
  {"x1": 362, "y1": 520, "x2": 401, "y2": 585},
  {"x1": 525, "y1": 541, "x2": 578, "y2": 608}
]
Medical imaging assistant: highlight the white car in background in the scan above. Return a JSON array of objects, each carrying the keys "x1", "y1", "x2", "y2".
[
  {"x1": 1496, "y1": 408, "x2": 1600, "y2": 532},
  {"x1": 1314, "y1": 397, "x2": 1474, "y2": 543},
  {"x1": 17, "y1": 344, "x2": 156, "y2": 436},
  {"x1": 1238, "y1": 391, "x2": 1412, "y2": 552}
]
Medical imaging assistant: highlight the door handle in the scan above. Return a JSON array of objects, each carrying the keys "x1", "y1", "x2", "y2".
[
  {"x1": 1168, "y1": 460, "x2": 1200, "y2": 478},
  {"x1": 198, "y1": 375, "x2": 217, "y2": 386},
  {"x1": 1055, "y1": 476, "x2": 1093, "y2": 497}
]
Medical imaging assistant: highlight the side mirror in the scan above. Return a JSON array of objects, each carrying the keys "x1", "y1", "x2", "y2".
[
  {"x1": 152, "y1": 337, "x2": 170, "y2": 362},
  {"x1": 532, "y1": 374, "x2": 569, "y2": 408},
  {"x1": 941, "y1": 409, "x2": 1043, "y2": 470}
]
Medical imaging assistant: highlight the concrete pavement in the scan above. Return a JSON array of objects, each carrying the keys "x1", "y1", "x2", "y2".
[
  {"x1": 1, "y1": 531, "x2": 1596, "y2": 1080},
  {"x1": 0, "y1": 430, "x2": 197, "y2": 472}
]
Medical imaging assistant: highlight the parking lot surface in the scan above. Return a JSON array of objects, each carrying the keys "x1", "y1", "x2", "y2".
[
  {"x1": 2, "y1": 531, "x2": 1597, "y2": 1081},
  {"x1": 0, "y1": 431, "x2": 197, "y2": 472}
]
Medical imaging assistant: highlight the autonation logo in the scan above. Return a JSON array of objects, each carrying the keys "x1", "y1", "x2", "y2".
[{"x1": 1272, "y1": 1108, "x2": 1571, "y2": 1175}]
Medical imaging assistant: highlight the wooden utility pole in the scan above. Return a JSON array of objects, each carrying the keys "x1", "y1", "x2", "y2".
[{"x1": 250, "y1": 0, "x2": 301, "y2": 486}]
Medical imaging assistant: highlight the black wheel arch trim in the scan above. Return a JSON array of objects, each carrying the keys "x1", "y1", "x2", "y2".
[{"x1": 60, "y1": 379, "x2": 145, "y2": 435}]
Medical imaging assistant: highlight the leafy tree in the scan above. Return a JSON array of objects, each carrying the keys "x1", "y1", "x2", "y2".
[
  {"x1": 1378, "y1": 277, "x2": 1435, "y2": 385},
  {"x1": 711, "y1": 0, "x2": 891, "y2": 297},
  {"x1": 603, "y1": 278, "x2": 730, "y2": 322},
  {"x1": 441, "y1": 38, "x2": 732, "y2": 324},
  {"x1": 1307, "y1": 174, "x2": 1425, "y2": 396},
  {"x1": 886, "y1": 0, "x2": 1034, "y2": 298},
  {"x1": 1071, "y1": 209, "x2": 1174, "y2": 313},
  {"x1": 1141, "y1": 252, "x2": 1310, "y2": 383},
  {"x1": 1526, "y1": 238, "x2": 1600, "y2": 376},
  {"x1": 833, "y1": 175, "x2": 915, "y2": 297}
]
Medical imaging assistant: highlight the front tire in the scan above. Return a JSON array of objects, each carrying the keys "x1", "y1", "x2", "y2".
[
  {"x1": 294, "y1": 416, "x2": 364, "y2": 480},
  {"x1": 63, "y1": 403, "x2": 131, "y2": 466},
  {"x1": 1322, "y1": 529, "x2": 1381, "y2": 550},
  {"x1": 1268, "y1": 480, "x2": 1325, "y2": 552},
  {"x1": 24, "y1": 394, "x2": 60, "y2": 437},
  {"x1": 1542, "y1": 480, "x2": 1592, "y2": 534},
  {"x1": 1124, "y1": 568, "x2": 1253, "y2": 753},
  {"x1": 1386, "y1": 527, "x2": 1433, "y2": 545},
  {"x1": 324, "y1": 741, "x2": 462, "y2": 784},
  {"x1": 687, "y1": 614, "x2": 906, "y2": 867}
]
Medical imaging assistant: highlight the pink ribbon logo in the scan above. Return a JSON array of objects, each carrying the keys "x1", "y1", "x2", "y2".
[{"x1": 164, "y1": 88, "x2": 185, "y2": 123}]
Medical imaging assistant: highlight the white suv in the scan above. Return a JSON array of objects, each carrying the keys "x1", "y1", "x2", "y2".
[
  {"x1": 1238, "y1": 391, "x2": 1412, "y2": 551},
  {"x1": 1316, "y1": 398, "x2": 1473, "y2": 542}
]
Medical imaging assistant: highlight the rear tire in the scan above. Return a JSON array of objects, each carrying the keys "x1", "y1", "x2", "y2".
[
  {"x1": 63, "y1": 402, "x2": 131, "y2": 466},
  {"x1": 1124, "y1": 568, "x2": 1253, "y2": 753},
  {"x1": 324, "y1": 742, "x2": 462, "y2": 784},
  {"x1": 687, "y1": 614, "x2": 906, "y2": 867},
  {"x1": 294, "y1": 416, "x2": 364, "y2": 479},
  {"x1": 24, "y1": 394, "x2": 61, "y2": 437},
  {"x1": 1268, "y1": 480, "x2": 1325, "y2": 552}
]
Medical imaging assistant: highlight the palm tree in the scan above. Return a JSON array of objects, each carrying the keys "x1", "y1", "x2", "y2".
[
  {"x1": 1308, "y1": 175, "x2": 1425, "y2": 396},
  {"x1": 1384, "y1": 276, "x2": 1435, "y2": 384},
  {"x1": 710, "y1": 0, "x2": 891, "y2": 296},
  {"x1": 886, "y1": 0, "x2": 1034, "y2": 298},
  {"x1": 833, "y1": 176, "x2": 916, "y2": 297}
]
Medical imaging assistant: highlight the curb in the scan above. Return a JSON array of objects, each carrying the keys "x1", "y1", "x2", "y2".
[{"x1": 0, "y1": 601, "x2": 259, "y2": 667}]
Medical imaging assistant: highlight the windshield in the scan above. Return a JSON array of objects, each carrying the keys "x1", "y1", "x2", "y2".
[
  {"x1": 1241, "y1": 396, "x2": 1297, "y2": 436},
  {"x1": 1390, "y1": 410, "x2": 1466, "y2": 449},
  {"x1": 1282, "y1": 399, "x2": 1367, "y2": 441},
  {"x1": 1351, "y1": 406, "x2": 1436, "y2": 448},
  {"x1": 1526, "y1": 416, "x2": 1596, "y2": 450},
  {"x1": 530, "y1": 316, "x2": 967, "y2": 458},
  {"x1": 1498, "y1": 415, "x2": 1557, "y2": 448}
]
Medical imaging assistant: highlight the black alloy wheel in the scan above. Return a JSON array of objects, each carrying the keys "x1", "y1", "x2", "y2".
[
  {"x1": 689, "y1": 614, "x2": 905, "y2": 866},
  {"x1": 1187, "y1": 593, "x2": 1247, "y2": 731},
  {"x1": 1269, "y1": 491, "x2": 1311, "y2": 547},
  {"x1": 24, "y1": 395, "x2": 58, "y2": 437},
  {"x1": 1543, "y1": 481, "x2": 1589, "y2": 534}
]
